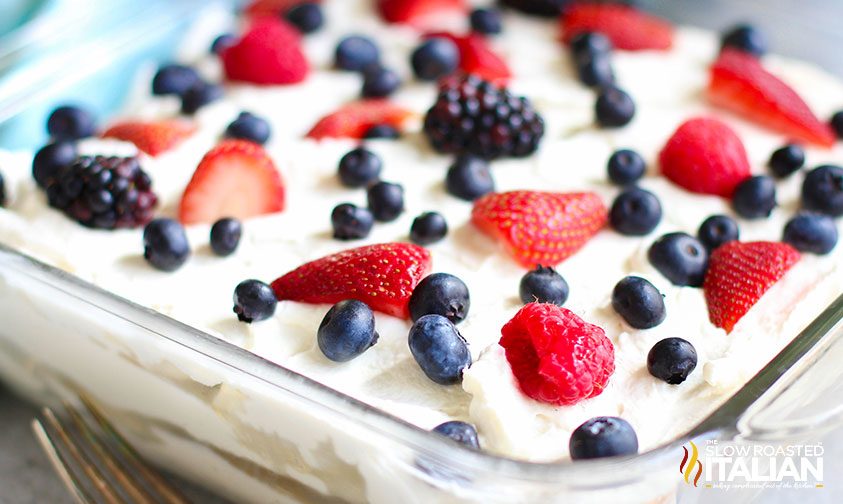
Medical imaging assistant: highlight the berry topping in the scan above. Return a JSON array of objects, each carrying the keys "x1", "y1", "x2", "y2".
[
  {"x1": 221, "y1": 18, "x2": 308, "y2": 85},
  {"x1": 244, "y1": 0, "x2": 318, "y2": 18},
  {"x1": 143, "y1": 218, "x2": 190, "y2": 272},
  {"x1": 318, "y1": 300, "x2": 379, "y2": 362},
  {"x1": 698, "y1": 215, "x2": 740, "y2": 251},
  {"x1": 331, "y1": 203, "x2": 374, "y2": 240},
  {"x1": 560, "y1": 4, "x2": 674, "y2": 51},
  {"x1": 647, "y1": 338, "x2": 697, "y2": 385},
  {"x1": 32, "y1": 142, "x2": 77, "y2": 188},
  {"x1": 569, "y1": 417, "x2": 638, "y2": 460},
  {"x1": 338, "y1": 147, "x2": 382, "y2": 188},
  {"x1": 500, "y1": 303, "x2": 614, "y2": 405},
  {"x1": 659, "y1": 117, "x2": 751, "y2": 197},
  {"x1": 376, "y1": 0, "x2": 466, "y2": 28},
  {"x1": 211, "y1": 33, "x2": 236, "y2": 54},
  {"x1": 367, "y1": 181, "x2": 404, "y2": 222},
  {"x1": 408, "y1": 273, "x2": 470, "y2": 324},
  {"x1": 0, "y1": 171, "x2": 6, "y2": 207},
  {"x1": 832, "y1": 111, "x2": 843, "y2": 139},
  {"x1": 732, "y1": 175, "x2": 777, "y2": 219},
  {"x1": 209, "y1": 217, "x2": 243, "y2": 257},
  {"x1": 703, "y1": 241, "x2": 800, "y2": 333},
  {"x1": 410, "y1": 211, "x2": 449, "y2": 245},
  {"x1": 423, "y1": 74, "x2": 544, "y2": 160},
  {"x1": 179, "y1": 140, "x2": 285, "y2": 225},
  {"x1": 570, "y1": 32, "x2": 613, "y2": 59},
  {"x1": 471, "y1": 190, "x2": 607, "y2": 268},
  {"x1": 432, "y1": 421, "x2": 480, "y2": 448},
  {"x1": 271, "y1": 243, "x2": 431, "y2": 319},
  {"x1": 306, "y1": 100, "x2": 412, "y2": 140},
  {"x1": 335, "y1": 35, "x2": 380, "y2": 72},
  {"x1": 233, "y1": 279, "x2": 277, "y2": 323},
  {"x1": 180, "y1": 82, "x2": 223, "y2": 115},
  {"x1": 607, "y1": 149, "x2": 645, "y2": 186},
  {"x1": 648, "y1": 232, "x2": 708, "y2": 287},
  {"x1": 151, "y1": 64, "x2": 201, "y2": 97},
  {"x1": 425, "y1": 33, "x2": 511, "y2": 84},
  {"x1": 47, "y1": 105, "x2": 96, "y2": 141},
  {"x1": 225, "y1": 112, "x2": 271, "y2": 145},
  {"x1": 612, "y1": 276, "x2": 666, "y2": 329},
  {"x1": 783, "y1": 213, "x2": 838, "y2": 255},
  {"x1": 284, "y1": 2, "x2": 324, "y2": 34},
  {"x1": 101, "y1": 119, "x2": 197, "y2": 157},
  {"x1": 802, "y1": 165, "x2": 843, "y2": 217},
  {"x1": 576, "y1": 52, "x2": 615, "y2": 88},
  {"x1": 411, "y1": 38, "x2": 460, "y2": 81},
  {"x1": 500, "y1": 0, "x2": 566, "y2": 17},
  {"x1": 720, "y1": 24, "x2": 767, "y2": 57},
  {"x1": 595, "y1": 86, "x2": 635, "y2": 128},
  {"x1": 363, "y1": 124, "x2": 401, "y2": 139},
  {"x1": 445, "y1": 155, "x2": 495, "y2": 201},
  {"x1": 519, "y1": 265, "x2": 569, "y2": 306},
  {"x1": 708, "y1": 49, "x2": 836, "y2": 148},
  {"x1": 609, "y1": 187, "x2": 662, "y2": 236},
  {"x1": 470, "y1": 8, "x2": 502, "y2": 35},
  {"x1": 362, "y1": 66, "x2": 402, "y2": 98},
  {"x1": 408, "y1": 314, "x2": 471, "y2": 385},
  {"x1": 768, "y1": 144, "x2": 805, "y2": 179}
]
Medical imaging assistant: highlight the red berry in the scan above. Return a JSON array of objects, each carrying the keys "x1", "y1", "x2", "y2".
[
  {"x1": 377, "y1": 0, "x2": 466, "y2": 29},
  {"x1": 703, "y1": 241, "x2": 800, "y2": 333},
  {"x1": 178, "y1": 140, "x2": 285, "y2": 225},
  {"x1": 471, "y1": 191, "x2": 607, "y2": 268},
  {"x1": 244, "y1": 0, "x2": 321, "y2": 18},
  {"x1": 500, "y1": 303, "x2": 615, "y2": 406},
  {"x1": 659, "y1": 117, "x2": 751, "y2": 198},
  {"x1": 101, "y1": 119, "x2": 196, "y2": 157},
  {"x1": 426, "y1": 32, "x2": 511, "y2": 84},
  {"x1": 560, "y1": 4, "x2": 674, "y2": 51},
  {"x1": 306, "y1": 100, "x2": 413, "y2": 140},
  {"x1": 271, "y1": 243, "x2": 432, "y2": 319},
  {"x1": 708, "y1": 49, "x2": 836, "y2": 148},
  {"x1": 221, "y1": 18, "x2": 308, "y2": 85}
]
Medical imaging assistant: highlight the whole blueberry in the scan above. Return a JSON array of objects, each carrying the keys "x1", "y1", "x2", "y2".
[
  {"x1": 317, "y1": 300, "x2": 379, "y2": 362},
  {"x1": 408, "y1": 314, "x2": 471, "y2": 385},
  {"x1": 210, "y1": 218, "x2": 242, "y2": 256},
  {"x1": 610, "y1": 187, "x2": 662, "y2": 236},
  {"x1": 802, "y1": 165, "x2": 843, "y2": 217},
  {"x1": 46, "y1": 105, "x2": 96, "y2": 141},
  {"x1": 409, "y1": 273, "x2": 470, "y2": 324},
  {"x1": 470, "y1": 8, "x2": 502, "y2": 35},
  {"x1": 143, "y1": 218, "x2": 190, "y2": 272},
  {"x1": 151, "y1": 64, "x2": 201, "y2": 96},
  {"x1": 647, "y1": 337, "x2": 698, "y2": 384},
  {"x1": 576, "y1": 52, "x2": 615, "y2": 88},
  {"x1": 285, "y1": 2, "x2": 324, "y2": 34},
  {"x1": 433, "y1": 421, "x2": 480, "y2": 449},
  {"x1": 595, "y1": 87, "x2": 635, "y2": 128},
  {"x1": 411, "y1": 38, "x2": 460, "y2": 81},
  {"x1": 832, "y1": 111, "x2": 843, "y2": 139},
  {"x1": 338, "y1": 147, "x2": 382, "y2": 187},
  {"x1": 335, "y1": 35, "x2": 380, "y2": 72},
  {"x1": 363, "y1": 124, "x2": 400, "y2": 139},
  {"x1": 210, "y1": 33, "x2": 236, "y2": 54},
  {"x1": 697, "y1": 215, "x2": 739, "y2": 251},
  {"x1": 445, "y1": 155, "x2": 495, "y2": 201},
  {"x1": 362, "y1": 66, "x2": 401, "y2": 98},
  {"x1": 32, "y1": 141, "x2": 77, "y2": 188},
  {"x1": 519, "y1": 265, "x2": 569, "y2": 306},
  {"x1": 0, "y1": 171, "x2": 6, "y2": 207},
  {"x1": 648, "y1": 232, "x2": 709, "y2": 287},
  {"x1": 732, "y1": 175, "x2": 777, "y2": 219},
  {"x1": 232, "y1": 279, "x2": 277, "y2": 323},
  {"x1": 331, "y1": 203, "x2": 374, "y2": 240},
  {"x1": 611, "y1": 276, "x2": 666, "y2": 329},
  {"x1": 607, "y1": 149, "x2": 645, "y2": 186},
  {"x1": 768, "y1": 144, "x2": 805, "y2": 179},
  {"x1": 225, "y1": 112, "x2": 271, "y2": 144},
  {"x1": 569, "y1": 416, "x2": 639, "y2": 460},
  {"x1": 181, "y1": 82, "x2": 224, "y2": 115},
  {"x1": 569, "y1": 32, "x2": 612, "y2": 60},
  {"x1": 721, "y1": 24, "x2": 767, "y2": 57},
  {"x1": 783, "y1": 213, "x2": 838, "y2": 255},
  {"x1": 410, "y1": 212, "x2": 449, "y2": 245},
  {"x1": 367, "y1": 181, "x2": 404, "y2": 222}
]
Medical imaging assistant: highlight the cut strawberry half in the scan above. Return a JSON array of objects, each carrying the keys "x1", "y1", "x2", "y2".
[
  {"x1": 471, "y1": 191, "x2": 607, "y2": 268},
  {"x1": 305, "y1": 100, "x2": 413, "y2": 140},
  {"x1": 271, "y1": 243, "x2": 432, "y2": 319},
  {"x1": 244, "y1": 0, "x2": 321, "y2": 18},
  {"x1": 560, "y1": 4, "x2": 674, "y2": 51},
  {"x1": 221, "y1": 18, "x2": 308, "y2": 85},
  {"x1": 101, "y1": 119, "x2": 196, "y2": 157},
  {"x1": 708, "y1": 49, "x2": 836, "y2": 148},
  {"x1": 426, "y1": 32, "x2": 511, "y2": 84},
  {"x1": 377, "y1": 0, "x2": 466, "y2": 29},
  {"x1": 178, "y1": 140, "x2": 285, "y2": 225}
]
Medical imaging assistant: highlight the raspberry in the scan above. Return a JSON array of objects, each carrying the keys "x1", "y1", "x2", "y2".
[{"x1": 500, "y1": 303, "x2": 615, "y2": 406}]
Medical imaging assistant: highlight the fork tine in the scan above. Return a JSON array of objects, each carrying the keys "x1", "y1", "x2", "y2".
[{"x1": 31, "y1": 418, "x2": 93, "y2": 504}]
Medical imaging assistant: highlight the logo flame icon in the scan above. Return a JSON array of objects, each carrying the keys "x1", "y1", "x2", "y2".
[{"x1": 680, "y1": 441, "x2": 703, "y2": 487}]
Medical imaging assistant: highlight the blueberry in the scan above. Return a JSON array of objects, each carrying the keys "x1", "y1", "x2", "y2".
[
  {"x1": 367, "y1": 181, "x2": 404, "y2": 222},
  {"x1": 151, "y1": 64, "x2": 202, "y2": 96},
  {"x1": 46, "y1": 105, "x2": 96, "y2": 141},
  {"x1": 210, "y1": 218, "x2": 242, "y2": 256},
  {"x1": 595, "y1": 87, "x2": 635, "y2": 128},
  {"x1": 232, "y1": 279, "x2": 277, "y2": 323},
  {"x1": 607, "y1": 149, "x2": 645, "y2": 185},
  {"x1": 211, "y1": 33, "x2": 236, "y2": 54},
  {"x1": 783, "y1": 213, "x2": 838, "y2": 255},
  {"x1": 648, "y1": 232, "x2": 708, "y2": 287},
  {"x1": 570, "y1": 417, "x2": 638, "y2": 460},
  {"x1": 732, "y1": 175, "x2": 777, "y2": 219},
  {"x1": 409, "y1": 273, "x2": 470, "y2": 324},
  {"x1": 331, "y1": 203, "x2": 374, "y2": 240},
  {"x1": 611, "y1": 276, "x2": 666, "y2": 329},
  {"x1": 225, "y1": 112, "x2": 271, "y2": 144},
  {"x1": 832, "y1": 111, "x2": 843, "y2": 139},
  {"x1": 362, "y1": 66, "x2": 401, "y2": 98},
  {"x1": 143, "y1": 218, "x2": 190, "y2": 272},
  {"x1": 470, "y1": 8, "x2": 502, "y2": 35},
  {"x1": 445, "y1": 155, "x2": 495, "y2": 201},
  {"x1": 32, "y1": 142, "x2": 77, "y2": 188},
  {"x1": 519, "y1": 265, "x2": 569, "y2": 306},
  {"x1": 721, "y1": 24, "x2": 767, "y2": 57},
  {"x1": 408, "y1": 314, "x2": 471, "y2": 385},
  {"x1": 432, "y1": 421, "x2": 480, "y2": 449},
  {"x1": 802, "y1": 165, "x2": 843, "y2": 217},
  {"x1": 697, "y1": 215, "x2": 739, "y2": 251},
  {"x1": 335, "y1": 35, "x2": 380, "y2": 72},
  {"x1": 411, "y1": 38, "x2": 460, "y2": 81},
  {"x1": 363, "y1": 124, "x2": 401, "y2": 139},
  {"x1": 0, "y1": 171, "x2": 6, "y2": 207},
  {"x1": 647, "y1": 337, "x2": 698, "y2": 384},
  {"x1": 610, "y1": 187, "x2": 662, "y2": 236},
  {"x1": 181, "y1": 82, "x2": 224, "y2": 115},
  {"x1": 317, "y1": 300, "x2": 379, "y2": 362},
  {"x1": 285, "y1": 2, "x2": 324, "y2": 34},
  {"x1": 569, "y1": 32, "x2": 612, "y2": 60},
  {"x1": 338, "y1": 147, "x2": 382, "y2": 187},
  {"x1": 410, "y1": 212, "x2": 448, "y2": 245},
  {"x1": 768, "y1": 144, "x2": 805, "y2": 179},
  {"x1": 576, "y1": 52, "x2": 614, "y2": 88}
]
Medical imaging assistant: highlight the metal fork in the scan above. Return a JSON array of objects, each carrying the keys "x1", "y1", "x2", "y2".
[{"x1": 31, "y1": 395, "x2": 190, "y2": 504}]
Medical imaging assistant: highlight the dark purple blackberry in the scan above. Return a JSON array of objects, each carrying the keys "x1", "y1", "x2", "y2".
[
  {"x1": 42, "y1": 155, "x2": 157, "y2": 230},
  {"x1": 500, "y1": 0, "x2": 569, "y2": 17},
  {"x1": 423, "y1": 75, "x2": 545, "y2": 160}
]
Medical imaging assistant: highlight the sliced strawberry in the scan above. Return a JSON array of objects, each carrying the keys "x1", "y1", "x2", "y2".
[
  {"x1": 703, "y1": 241, "x2": 800, "y2": 333},
  {"x1": 101, "y1": 119, "x2": 196, "y2": 157},
  {"x1": 560, "y1": 4, "x2": 674, "y2": 51},
  {"x1": 306, "y1": 100, "x2": 413, "y2": 140},
  {"x1": 244, "y1": 0, "x2": 321, "y2": 18},
  {"x1": 271, "y1": 243, "x2": 432, "y2": 319},
  {"x1": 377, "y1": 0, "x2": 466, "y2": 29},
  {"x1": 659, "y1": 117, "x2": 751, "y2": 198},
  {"x1": 471, "y1": 191, "x2": 607, "y2": 268},
  {"x1": 708, "y1": 49, "x2": 836, "y2": 148},
  {"x1": 178, "y1": 140, "x2": 285, "y2": 225},
  {"x1": 426, "y1": 32, "x2": 511, "y2": 84},
  {"x1": 221, "y1": 18, "x2": 308, "y2": 85}
]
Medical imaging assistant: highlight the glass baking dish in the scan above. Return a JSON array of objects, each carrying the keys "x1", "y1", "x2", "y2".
[{"x1": 1, "y1": 1, "x2": 843, "y2": 503}]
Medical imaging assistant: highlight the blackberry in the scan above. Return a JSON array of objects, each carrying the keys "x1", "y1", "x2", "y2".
[
  {"x1": 423, "y1": 75, "x2": 545, "y2": 160},
  {"x1": 42, "y1": 155, "x2": 157, "y2": 230},
  {"x1": 500, "y1": 0, "x2": 569, "y2": 17}
]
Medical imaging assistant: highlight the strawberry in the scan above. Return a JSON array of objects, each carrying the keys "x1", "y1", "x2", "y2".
[
  {"x1": 426, "y1": 32, "x2": 511, "y2": 84},
  {"x1": 221, "y1": 18, "x2": 308, "y2": 85},
  {"x1": 708, "y1": 49, "x2": 836, "y2": 148},
  {"x1": 659, "y1": 117, "x2": 751, "y2": 197},
  {"x1": 703, "y1": 241, "x2": 800, "y2": 333},
  {"x1": 101, "y1": 119, "x2": 196, "y2": 157},
  {"x1": 560, "y1": 4, "x2": 674, "y2": 51},
  {"x1": 178, "y1": 140, "x2": 285, "y2": 225},
  {"x1": 306, "y1": 100, "x2": 413, "y2": 140},
  {"x1": 271, "y1": 243, "x2": 432, "y2": 319},
  {"x1": 244, "y1": 0, "x2": 321, "y2": 18},
  {"x1": 471, "y1": 191, "x2": 607, "y2": 268},
  {"x1": 377, "y1": 0, "x2": 466, "y2": 29}
]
